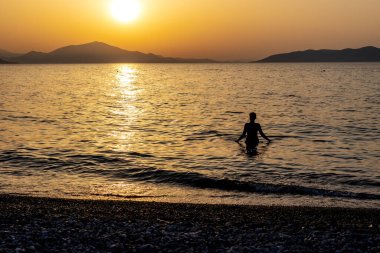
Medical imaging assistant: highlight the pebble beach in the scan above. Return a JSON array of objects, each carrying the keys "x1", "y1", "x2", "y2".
[{"x1": 1, "y1": 194, "x2": 379, "y2": 252}]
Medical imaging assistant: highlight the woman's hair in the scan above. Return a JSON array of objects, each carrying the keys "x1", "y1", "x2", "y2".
[{"x1": 249, "y1": 112, "x2": 256, "y2": 121}]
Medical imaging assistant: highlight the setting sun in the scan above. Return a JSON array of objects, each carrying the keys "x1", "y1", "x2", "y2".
[{"x1": 109, "y1": 0, "x2": 141, "y2": 23}]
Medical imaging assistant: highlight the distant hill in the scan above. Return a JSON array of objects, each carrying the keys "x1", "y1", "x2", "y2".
[
  {"x1": 0, "y1": 49, "x2": 22, "y2": 60},
  {"x1": 256, "y1": 46, "x2": 380, "y2": 62},
  {"x1": 0, "y1": 58, "x2": 14, "y2": 64},
  {"x1": 12, "y1": 41, "x2": 216, "y2": 64}
]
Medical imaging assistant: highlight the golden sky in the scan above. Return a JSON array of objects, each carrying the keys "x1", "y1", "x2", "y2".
[{"x1": 1, "y1": 0, "x2": 380, "y2": 60}]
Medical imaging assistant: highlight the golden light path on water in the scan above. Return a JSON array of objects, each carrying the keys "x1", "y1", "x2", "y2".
[{"x1": 110, "y1": 66, "x2": 139, "y2": 152}]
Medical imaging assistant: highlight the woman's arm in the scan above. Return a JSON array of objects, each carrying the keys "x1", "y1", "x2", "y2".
[
  {"x1": 258, "y1": 124, "x2": 271, "y2": 142},
  {"x1": 236, "y1": 124, "x2": 247, "y2": 142}
]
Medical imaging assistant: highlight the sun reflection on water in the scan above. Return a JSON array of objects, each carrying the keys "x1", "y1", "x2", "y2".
[{"x1": 109, "y1": 65, "x2": 140, "y2": 151}]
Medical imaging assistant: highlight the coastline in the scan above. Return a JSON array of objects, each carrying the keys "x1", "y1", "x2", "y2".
[{"x1": 1, "y1": 194, "x2": 379, "y2": 252}]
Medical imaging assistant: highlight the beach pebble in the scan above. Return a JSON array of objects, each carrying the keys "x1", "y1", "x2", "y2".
[{"x1": 137, "y1": 244, "x2": 155, "y2": 252}]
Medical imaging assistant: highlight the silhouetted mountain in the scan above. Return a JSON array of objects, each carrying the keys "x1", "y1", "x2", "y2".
[
  {"x1": 256, "y1": 46, "x2": 380, "y2": 62},
  {"x1": 0, "y1": 58, "x2": 14, "y2": 64},
  {"x1": 0, "y1": 49, "x2": 22, "y2": 60},
  {"x1": 13, "y1": 42, "x2": 216, "y2": 63}
]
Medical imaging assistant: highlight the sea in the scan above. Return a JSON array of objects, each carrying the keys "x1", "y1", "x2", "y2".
[{"x1": 0, "y1": 63, "x2": 379, "y2": 208}]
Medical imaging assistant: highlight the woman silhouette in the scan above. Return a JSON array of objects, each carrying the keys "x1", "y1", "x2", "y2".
[{"x1": 236, "y1": 112, "x2": 271, "y2": 151}]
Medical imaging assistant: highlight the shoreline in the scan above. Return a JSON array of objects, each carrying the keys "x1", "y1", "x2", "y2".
[{"x1": 1, "y1": 194, "x2": 380, "y2": 252}]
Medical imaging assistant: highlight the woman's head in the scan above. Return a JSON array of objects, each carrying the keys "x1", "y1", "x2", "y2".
[{"x1": 249, "y1": 112, "x2": 256, "y2": 122}]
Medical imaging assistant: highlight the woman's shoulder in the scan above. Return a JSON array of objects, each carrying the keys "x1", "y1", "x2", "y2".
[{"x1": 252, "y1": 122, "x2": 261, "y2": 128}]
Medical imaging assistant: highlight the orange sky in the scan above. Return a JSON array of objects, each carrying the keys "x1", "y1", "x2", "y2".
[{"x1": 1, "y1": 0, "x2": 380, "y2": 60}]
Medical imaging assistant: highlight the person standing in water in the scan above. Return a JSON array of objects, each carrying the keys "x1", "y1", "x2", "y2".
[{"x1": 236, "y1": 112, "x2": 271, "y2": 151}]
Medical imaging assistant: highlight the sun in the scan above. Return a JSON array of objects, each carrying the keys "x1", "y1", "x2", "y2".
[{"x1": 110, "y1": 0, "x2": 141, "y2": 23}]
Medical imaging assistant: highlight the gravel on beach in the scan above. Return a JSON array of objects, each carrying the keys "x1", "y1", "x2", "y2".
[{"x1": 0, "y1": 194, "x2": 379, "y2": 253}]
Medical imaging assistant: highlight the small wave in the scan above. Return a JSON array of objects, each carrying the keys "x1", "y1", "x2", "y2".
[
  {"x1": 268, "y1": 135, "x2": 303, "y2": 139},
  {"x1": 185, "y1": 130, "x2": 235, "y2": 141},
  {"x1": 104, "y1": 167, "x2": 380, "y2": 200},
  {"x1": 0, "y1": 150, "x2": 130, "y2": 172},
  {"x1": 2, "y1": 150, "x2": 380, "y2": 200},
  {"x1": 126, "y1": 151, "x2": 155, "y2": 158},
  {"x1": 83, "y1": 193, "x2": 168, "y2": 199},
  {"x1": 1, "y1": 115, "x2": 56, "y2": 124},
  {"x1": 312, "y1": 139, "x2": 335, "y2": 143},
  {"x1": 225, "y1": 111, "x2": 244, "y2": 114},
  {"x1": 65, "y1": 154, "x2": 129, "y2": 163},
  {"x1": 197, "y1": 130, "x2": 222, "y2": 136},
  {"x1": 341, "y1": 178, "x2": 380, "y2": 187}
]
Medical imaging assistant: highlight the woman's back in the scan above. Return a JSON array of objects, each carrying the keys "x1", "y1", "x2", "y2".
[{"x1": 245, "y1": 123, "x2": 260, "y2": 141}]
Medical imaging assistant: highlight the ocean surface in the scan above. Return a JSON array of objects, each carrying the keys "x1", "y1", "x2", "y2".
[{"x1": 0, "y1": 63, "x2": 379, "y2": 208}]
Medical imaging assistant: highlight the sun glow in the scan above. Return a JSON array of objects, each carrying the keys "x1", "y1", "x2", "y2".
[{"x1": 110, "y1": 0, "x2": 141, "y2": 23}]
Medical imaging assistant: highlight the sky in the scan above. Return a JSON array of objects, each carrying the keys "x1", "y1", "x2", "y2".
[{"x1": 1, "y1": 0, "x2": 380, "y2": 61}]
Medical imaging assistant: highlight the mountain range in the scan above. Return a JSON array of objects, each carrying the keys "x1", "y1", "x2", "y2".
[
  {"x1": 256, "y1": 46, "x2": 380, "y2": 62},
  {"x1": 0, "y1": 42, "x2": 215, "y2": 64},
  {"x1": 1, "y1": 43, "x2": 380, "y2": 64},
  {"x1": 0, "y1": 49, "x2": 20, "y2": 64},
  {"x1": 0, "y1": 49, "x2": 22, "y2": 60}
]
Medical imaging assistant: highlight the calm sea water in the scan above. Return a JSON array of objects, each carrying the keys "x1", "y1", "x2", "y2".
[{"x1": 1, "y1": 63, "x2": 379, "y2": 207}]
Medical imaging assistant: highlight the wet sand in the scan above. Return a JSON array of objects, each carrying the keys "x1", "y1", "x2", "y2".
[{"x1": 1, "y1": 194, "x2": 379, "y2": 252}]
